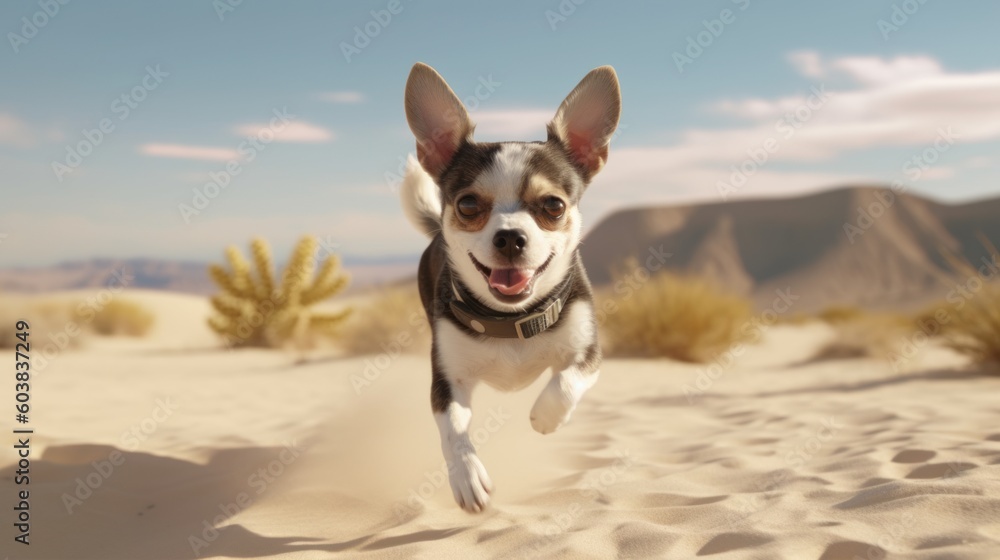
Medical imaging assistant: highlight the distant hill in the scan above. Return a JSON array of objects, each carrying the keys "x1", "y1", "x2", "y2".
[
  {"x1": 0, "y1": 256, "x2": 417, "y2": 295},
  {"x1": 580, "y1": 187, "x2": 1000, "y2": 312},
  {"x1": 5, "y1": 187, "x2": 997, "y2": 312}
]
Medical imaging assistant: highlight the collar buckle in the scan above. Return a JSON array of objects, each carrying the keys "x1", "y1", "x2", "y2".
[{"x1": 513, "y1": 297, "x2": 564, "y2": 340}]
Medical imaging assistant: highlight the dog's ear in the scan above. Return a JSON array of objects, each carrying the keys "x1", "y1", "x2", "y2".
[
  {"x1": 405, "y1": 62, "x2": 474, "y2": 179},
  {"x1": 548, "y1": 66, "x2": 621, "y2": 180}
]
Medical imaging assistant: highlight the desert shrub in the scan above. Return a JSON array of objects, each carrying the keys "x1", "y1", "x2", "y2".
[
  {"x1": 599, "y1": 271, "x2": 754, "y2": 362},
  {"x1": 338, "y1": 284, "x2": 430, "y2": 355},
  {"x1": 776, "y1": 312, "x2": 814, "y2": 326},
  {"x1": 817, "y1": 305, "x2": 868, "y2": 324},
  {"x1": 801, "y1": 303, "x2": 918, "y2": 363},
  {"x1": 0, "y1": 295, "x2": 154, "y2": 348},
  {"x1": 88, "y1": 299, "x2": 154, "y2": 336},
  {"x1": 938, "y1": 237, "x2": 1000, "y2": 371},
  {"x1": 942, "y1": 285, "x2": 1000, "y2": 369},
  {"x1": 207, "y1": 236, "x2": 352, "y2": 348},
  {"x1": 810, "y1": 314, "x2": 912, "y2": 362},
  {"x1": 0, "y1": 299, "x2": 68, "y2": 350},
  {"x1": 0, "y1": 303, "x2": 27, "y2": 348}
]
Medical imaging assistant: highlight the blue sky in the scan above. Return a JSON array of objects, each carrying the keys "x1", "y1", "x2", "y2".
[{"x1": 2, "y1": 0, "x2": 1000, "y2": 265}]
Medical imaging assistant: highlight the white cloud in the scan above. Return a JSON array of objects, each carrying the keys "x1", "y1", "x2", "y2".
[
  {"x1": 470, "y1": 109, "x2": 553, "y2": 141},
  {"x1": 0, "y1": 113, "x2": 33, "y2": 147},
  {"x1": 139, "y1": 144, "x2": 240, "y2": 161},
  {"x1": 317, "y1": 91, "x2": 364, "y2": 104},
  {"x1": 963, "y1": 156, "x2": 992, "y2": 168},
  {"x1": 787, "y1": 50, "x2": 824, "y2": 79},
  {"x1": 831, "y1": 55, "x2": 943, "y2": 86},
  {"x1": 711, "y1": 53, "x2": 1000, "y2": 153},
  {"x1": 578, "y1": 53, "x2": 1000, "y2": 219},
  {"x1": 234, "y1": 121, "x2": 333, "y2": 143},
  {"x1": 0, "y1": 112, "x2": 62, "y2": 148},
  {"x1": 788, "y1": 51, "x2": 944, "y2": 86},
  {"x1": 919, "y1": 166, "x2": 955, "y2": 180}
]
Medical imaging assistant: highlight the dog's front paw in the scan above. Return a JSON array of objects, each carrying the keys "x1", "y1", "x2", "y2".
[
  {"x1": 447, "y1": 453, "x2": 493, "y2": 513},
  {"x1": 530, "y1": 387, "x2": 575, "y2": 435}
]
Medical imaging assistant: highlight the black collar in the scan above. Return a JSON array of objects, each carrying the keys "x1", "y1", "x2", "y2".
[{"x1": 449, "y1": 275, "x2": 573, "y2": 340}]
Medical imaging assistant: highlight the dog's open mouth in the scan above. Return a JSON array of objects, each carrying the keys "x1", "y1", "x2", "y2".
[{"x1": 470, "y1": 253, "x2": 554, "y2": 300}]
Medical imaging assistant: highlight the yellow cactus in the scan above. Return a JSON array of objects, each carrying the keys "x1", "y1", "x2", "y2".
[
  {"x1": 251, "y1": 238, "x2": 276, "y2": 300},
  {"x1": 207, "y1": 236, "x2": 352, "y2": 348}
]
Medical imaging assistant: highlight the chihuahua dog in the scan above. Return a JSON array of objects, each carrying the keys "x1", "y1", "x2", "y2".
[{"x1": 399, "y1": 62, "x2": 621, "y2": 512}]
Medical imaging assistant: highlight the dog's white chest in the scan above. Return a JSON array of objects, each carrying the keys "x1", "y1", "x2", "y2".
[{"x1": 435, "y1": 301, "x2": 593, "y2": 392}]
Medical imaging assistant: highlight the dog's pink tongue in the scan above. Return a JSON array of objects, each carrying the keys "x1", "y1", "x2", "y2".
[{"x1": 489, "y1": 268, "x2": 533, "y2": 296}]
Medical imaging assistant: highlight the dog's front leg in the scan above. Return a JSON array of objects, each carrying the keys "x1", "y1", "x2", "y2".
[
  {"x1": 431, "y1": 360, "x2": 493, "y2": 513},
  {"x1": 530, "y1": 357, "x2": 600, "y2": 435}
]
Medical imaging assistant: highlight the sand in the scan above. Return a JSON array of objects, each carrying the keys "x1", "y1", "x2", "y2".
[{"x1": 2, "y1": 291, "x2": 1000, "y2": 559}]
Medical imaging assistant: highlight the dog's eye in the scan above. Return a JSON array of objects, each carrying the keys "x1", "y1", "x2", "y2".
[
  {"x1": 542, "y1": 197, "x2": 566, "y2": 219},
  {"x1": 457, "y1": 195, "x2": 481, "y2": 218}
]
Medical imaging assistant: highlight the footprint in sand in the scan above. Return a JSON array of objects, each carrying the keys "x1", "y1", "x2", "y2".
[
  {"x1": 906, "y1": 462, "x2": 977, "y2": 479},
  {"x1": 819, "y1": 540, "x2": 885, "y2": 560},
  {"x1": 891, "y1": 449, "x2": 937, "y2": 463},
  {"x1": 696, "y1": 532, "x2": 774, "y2": 556}
]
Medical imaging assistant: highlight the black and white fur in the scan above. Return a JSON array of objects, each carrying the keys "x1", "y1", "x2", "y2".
[{"x1": 400, "y1": 62, "x2": 621, "y2": 512}]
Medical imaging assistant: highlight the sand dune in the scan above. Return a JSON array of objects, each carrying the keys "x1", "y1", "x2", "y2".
[{"x1": 2, "y1": 292, "x2": 1000, "y2": 559}]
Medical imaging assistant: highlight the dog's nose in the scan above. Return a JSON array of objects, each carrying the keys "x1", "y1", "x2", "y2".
[{"x1": 492, "y1": 229, "x2": 527, "y2": 260}]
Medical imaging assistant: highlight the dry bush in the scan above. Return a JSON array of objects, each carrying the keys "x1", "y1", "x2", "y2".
[
  {"x1": 810, "y1": 314, "x2": 912, "y2": 362},
  {"x1": 791, "y1": 303, "x2": 920, "y2": 363},
  {"x1": 0, "y1": 299, "x2": 76, "y2": 349},
  {"x1": 88, "y1": 299, "x2": 155, "y2": 336},
  {"x1": 943, "y1": 285, "x2": 1000, "y2": 370},
  {"x1": 776, "y1": 312, "x2": 814, "y2": 326},
  {"x1": 937, "y1": 236, "x2": 1000, "y2": 371},
  {"x1": 338, "y1": 284, "x2": 430, "y2": 356},
  {"x1": 817, "y1": 305, "x2": 868, "y2": 324},
  {"x1": 599, "y1": 271, "x2": 754, "y2": 362},
  {"x1": 0, "y1": 301, "x2": 38, "y2": 348},
  {"x1": 0, "y1": 295, "x2": 154, "y2": 348}
]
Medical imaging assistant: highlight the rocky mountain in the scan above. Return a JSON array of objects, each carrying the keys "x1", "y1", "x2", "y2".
[{"x1": 580, "y1": 187, "x2": 1000, "y2": 312}]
